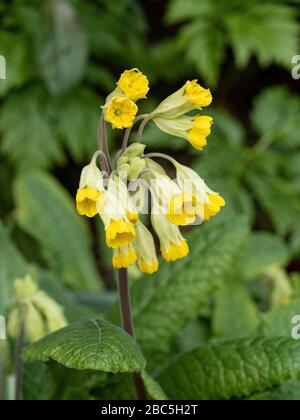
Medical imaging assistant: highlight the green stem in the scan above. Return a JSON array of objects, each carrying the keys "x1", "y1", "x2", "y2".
[
  {"x1": 122, "y1": 115, "x2": 148, "y2": 151},
  {"x1": 136, "y1": 116, "x2": 151, "y2": 144},
  {"x1": 117, "y1": 268, "x2": 146, "y2": 400},
  {"x1": 98, "y1": 115, "x2": 112, "y2": 173},
  {"x1": 143, "y1": 152, "x2": 177, "y2": 165}
]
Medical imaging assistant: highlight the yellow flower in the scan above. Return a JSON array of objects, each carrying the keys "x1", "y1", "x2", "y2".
[
  {"x1": 112, "y1": 245, "x2": 137, "y2": 269},
  {"x1": 117, "y1": 68, "x2": 149, "y2": 101},
  {"x1": 133, "y1": 220, "x2": 159, "y2": 275},
  {"x1": 204, "y1": 194, "x2": 225, "y2": 221},
  {"x1": 151, "y1": 206, "x2": 189, "y2": 262},
  {"x1": 188, "y1": 116, "x2": 213, "y2": 150},
  {"x1": 152, "y1": 115, "x2": 213, "y2": 150},
  {"x1": 76, "y1": 151, "x2": 104, "y2": 218},
  {"x1": 184, "y1": 80, "x2": 212, "y2": 107},
  {"x1": 106, "y1": 219, "x2": 136, "y2": 248},
  {"x1": 76, "y1": 187, "x2": 101, "y2": 218},
  {"x1": 168, "y1": 192, "x2": 197, "y2": 226},
  {"x1": 105, "y1": 97, "x2": 138, "y2": 129}
]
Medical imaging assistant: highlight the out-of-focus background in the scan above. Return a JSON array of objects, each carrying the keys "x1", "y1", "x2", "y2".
[{"x1": 1, "y1": 0, "x2": 300, "y2": 400}]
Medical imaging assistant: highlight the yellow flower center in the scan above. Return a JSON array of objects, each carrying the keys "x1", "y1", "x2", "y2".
[
  {"x1": 117, "y1": 68, "x2": 149, "y2": 101},
  {"x1": 139, "y1": 258, "x2": 159, "y2": 274},
  {"x1": 76, "y1": 187, "x2": 101, "y2": 218},
  {"x1": 204, "y1": 194, "x2": 225, "y2": 221},
  {"x1": 185, "y1": 80, "x2": 212, "y2": 107},
  {"x1": 168, "y1": 193, "x2": 197, "y2": 226},
  {"x1": 105, "y1": 97, "x2": 138, "y2": 129},
  {"x1": 106, "y1": 219, "x2": 136, "y2": 248},
  {"x1": 162, "y1": 239, "x2": 189, "y2": 262}
]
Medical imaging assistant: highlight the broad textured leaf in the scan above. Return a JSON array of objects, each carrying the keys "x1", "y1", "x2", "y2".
[
  {"x1": 142, "y1": 371, "x2": 168, "y2": 400},
  {"x1": 236, "y1": 232, "x2": 290, "y2": 278},
  {"x1": 251, "y1": 379, "x2": 300, "y2": 400},
  {"x1": 130, "y1": 217, "x2": 249, "y2": 358},
  {"x1": 35, "y1": 0, "x2": 88, "y2": 94},
  {"x1": 23, "y1": 319, "x2": 146, "y2": 374},
  {"x1": 14, "y1": 172, "x2": 101, "y2": 290},
  {"x1": 0, "y1": 87, "x2": 63, "y2": 169},
  {"x1": 260, "y1": 299, "x2": 300, "y2": 337},
  {"x1": 0, "y1": 221, "x2": 28, "y2": 314},
  {"x1": 251, "y1": 86, "x2": 300, "y2": 149},
  {"x1": 157, "y1": 337, "x2": 300, "y2": 400},
  {"x1": 212, "y1": 285, "x2": 260, "y2": 340}
]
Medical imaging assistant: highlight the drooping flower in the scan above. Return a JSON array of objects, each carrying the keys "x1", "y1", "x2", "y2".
[
  {"x1": 117, "y1": 68, "x2": 149, "y2": 101},
  {"x1": 168, "y1": 192, "x2": 197, "y2": 226},
  {"x1": 105, "y1": 97, "x2": 138, "y2": 129},
  {"x1": 152, "y1": 114, "x2": 213, "y2": 150},
  {"x1": 112, "y1": 245, "x2": 137, "y2": 269},
  {"x1": 184, "y1": 80, "x2": 212, "y2": 107},
  {"x1": 76, "y1": 151, "x2": 104, "y2": 218},
  {"x1": 133, "y1": 220, "x2": 158, "y2": 274},
  {"x1": 98, "y1": 180, "x2": 136, "y2": 248},
  {"x1": 151, "y1": 204, "x2": 189, "y2": 262}
]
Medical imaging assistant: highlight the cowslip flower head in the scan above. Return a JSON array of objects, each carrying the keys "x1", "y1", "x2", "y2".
[
  {"x1": 98, "y1": 179, "x2": 136, "y2": 248},
  {"x1": 150, "y1": 80, "x2": 212, "y2": 119},
  {"x1": 112, "y1": 245, "x2": 137, "y2": 269},
  {"x1": 114, "y1": 175, "x2": 139, "y2": 224},
  {"x1": 151, "y1": 203, "x2": 189, "y2": 262},
  {"x1": 174, "y1": 161, "x2": 225, "y2": 221},
  {"x1": 76, "y1": 151, "x2": 104, "y2": 218},
  {"x1": 7, "y1": 275, "x2": 67, "y2": 343},
  {"x1": 133, "y1": 220, "x2": 159, "y2": 274},
  {"x1": 117, "y1": 68, "x2": 149, "y2": 101},
  {"x1": 153, "y1": 115, "x2": 213, "y2": 150}
]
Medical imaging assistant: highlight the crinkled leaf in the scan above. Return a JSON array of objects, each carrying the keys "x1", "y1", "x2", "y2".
[{"x1": 23, "y1": 319, "x2": 146, "y2": 374}]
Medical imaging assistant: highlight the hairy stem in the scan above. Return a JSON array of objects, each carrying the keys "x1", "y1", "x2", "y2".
[
  {"x1": 118, "y1": 268, "x2": 146, "y2": 400},
  {"x1": 136, "y1": 116, "x2": 151, "y2": 144}
]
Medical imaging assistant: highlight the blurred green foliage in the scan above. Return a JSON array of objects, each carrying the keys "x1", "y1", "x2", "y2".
[{"x1": 0, "y1": 0, "x2": 300, "y2": 401}]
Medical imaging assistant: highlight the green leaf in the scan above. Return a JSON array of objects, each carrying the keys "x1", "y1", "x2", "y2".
[
  {"x1": 179, "y1": 21, "x2": 225, "y2": 86},
  {"x1": 35, "y1": 0, "x2": 88, "y2": 95},
  {"x1": 0, "y1": 220, "x2": 28, "y2": 314},
  {"x1": 23, "y1": 361, "x2": 54, "y2": 400},
  {"x1": 130, "y1": 217, "x2": 249, "y2": 359},
  {"x1": 53, "y1": 88, "x2": 102, "y2": 162},
  {"x1": 251, "y1": 86, "x2": 300, "y2": 149},
  {"x1": 251, "y1": 379, "x2": 300, "y2": 400},
  {"x1": 23, "y1": 319, "x2": 146, "y2": 374},
  {"x1": 157, "y1": 337, "x2": 300, "y2": 400},
  {"x1": 141, "y1": 371, "x2": 168, "y2": 400},
  {"x1": 226, "y1": 4, "x2": 299, "y2": 69},
  {"x1": 0, "y1": 31, "x2": 32, "y2": 97},
  {"x1": 260, "y1": 299, "x2": 300, "y2": 337},
  {"x1": 212, "y1": 285, "x2": 260, "y2": 340},
  {"x1": 236, "y1": 232, "x2": 290, "y2": 278},
  {"x1": 0, "y1": 86, "x2": 63, "y2": 169},
  {"x1": 165, "y1": 0, "x2": 212, "y2": 24},
  {"x1": 14, "y1": 171, "x2": 101, "y2": 291}
]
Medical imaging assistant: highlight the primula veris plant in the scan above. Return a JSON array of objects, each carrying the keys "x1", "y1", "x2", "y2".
[
  {"x1": 76, "y1": 68, "x2": 225, "y2": 273},
  {"x1": 74, "y1": 68, "x2": 225, "y2": 399}
]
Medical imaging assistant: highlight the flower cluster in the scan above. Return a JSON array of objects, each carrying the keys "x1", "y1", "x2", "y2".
[
  {"x1": 76, "y1": 69, "x2": 225, "y2": 275},
  {"x1": 8, "y1": 275, "x2": 67, "y2": 343}
]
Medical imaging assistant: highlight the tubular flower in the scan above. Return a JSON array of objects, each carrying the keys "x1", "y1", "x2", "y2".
[
  {"x1": 98, "y1": 181, "x2": 136, "y2": 248},
  {"x1": 151, "y1": 205, "x2": 189, "y2": 262},
  {"x1": 7, "y1": 275, "x2": 67, "y2": 343},
  {"x1": 184, "y1": 80, "x2": 212, "y2": 107},
  {"x1": 150, "y1": 80, "x2": 212, "y2": 119},
  {"x1": 112, "y1": 245, "x2": 137, "y2": 269},
  {"x1": 173, "y1": 161, "x2": 225, "y2": 221},
  {"x1": 152, "y1": 114, "x2": 213, "y2": 150},
  {"x1": 117, "y1": 68, "x2": 149, "y2": 101},
  {"x1": 114, "y1": 176, "x2": 139, "y2": 224},
  {"x1": 168, "y1": 192, "x2": 197, "y2": 226},
  {"x1": 76, "y1": 152, "x2": 104, "y2": 218},
  {"x1": 188, "y1": 116, "x2": 213, "y2": 150},
  {"x1": 105, "y1": 96, "x2": 138, "y2": 129},
  {"x1": 133, "y1": 220, "x2": 159, "y2": 274}
]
